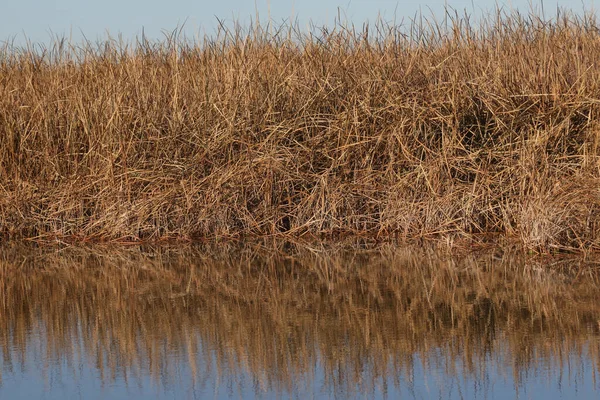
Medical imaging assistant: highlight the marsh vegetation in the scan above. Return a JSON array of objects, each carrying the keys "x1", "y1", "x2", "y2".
[{"x1": 2, "y1": 10, "x2": 600, "y2": 251}]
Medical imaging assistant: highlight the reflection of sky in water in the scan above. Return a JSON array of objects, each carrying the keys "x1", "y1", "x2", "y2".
[{"x1": 1, "y1": 326, "x2": 599, "y2": 399}]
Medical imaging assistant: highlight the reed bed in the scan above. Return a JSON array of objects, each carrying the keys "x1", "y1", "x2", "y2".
[
  {"x1": 2, "y1": 10, "x2": 600, "y2": 250},
  {"x1": 0, "y1": 242, "x2": 599, "y2": 396}
]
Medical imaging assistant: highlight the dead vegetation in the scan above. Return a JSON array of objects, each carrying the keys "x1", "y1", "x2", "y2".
[{"x1": 2, "y1": 9, "x2": 600, "y2": 250}]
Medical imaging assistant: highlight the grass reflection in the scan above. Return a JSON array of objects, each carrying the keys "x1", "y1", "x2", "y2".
[{"x1": 0, "y1": 241, "x2": 599, "y2": 396}]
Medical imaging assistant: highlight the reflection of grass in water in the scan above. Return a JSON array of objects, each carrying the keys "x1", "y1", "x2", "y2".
[{"x1": 0, "y1": 241, "x2": 599, "y2": 395}]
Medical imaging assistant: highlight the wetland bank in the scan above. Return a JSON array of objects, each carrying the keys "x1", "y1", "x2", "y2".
[
  {"x1": 3, "y1": 7, "x2": 600, "y2": 399},
  {"x1": 2, "y1": 10, "x2": 600, "y2": 250}
]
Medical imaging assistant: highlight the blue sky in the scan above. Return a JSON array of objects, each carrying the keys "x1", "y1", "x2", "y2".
[{"x1": 1, "y1": 0, "x2": 595, "y2": 45}]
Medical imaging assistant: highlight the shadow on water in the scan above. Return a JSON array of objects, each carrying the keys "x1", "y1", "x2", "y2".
[{"x1": 0, "y1": 241, "x2": 600, "y2": 398}]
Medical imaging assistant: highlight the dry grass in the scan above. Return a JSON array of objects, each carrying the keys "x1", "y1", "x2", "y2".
[
  {"x1": 0, "y1": 242, "x2": 599, "y2": 395},
  {"x1": 3, "y1": 9, "x2": 600, "y2": 250}
]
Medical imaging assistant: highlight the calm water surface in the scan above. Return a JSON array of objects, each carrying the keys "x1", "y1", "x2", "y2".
[{"x1": 0, "y1": 242, "x2": 599, "y2": 399}]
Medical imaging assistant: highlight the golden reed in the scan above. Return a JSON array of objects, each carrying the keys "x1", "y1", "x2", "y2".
[
  {"x1": 0, "y1": 242, "x2": 599, "y2": 394},
  {"x1": 2, "y1": 10, "x2": 600, "y2": 251}
]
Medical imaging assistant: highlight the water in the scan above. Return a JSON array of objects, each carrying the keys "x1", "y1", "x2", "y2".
[{"x1": 0, "y1": 242, "x2": 599, "y2": 399}]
